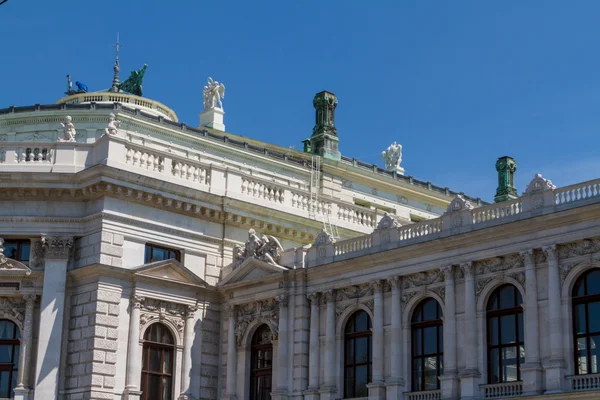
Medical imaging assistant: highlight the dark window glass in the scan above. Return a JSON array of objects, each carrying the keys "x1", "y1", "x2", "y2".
[
  {"x1": 487, "y1": 285, "x2": 524, "y2": 383},
  {"x1": 573, "y1": 269, "x2": 600, "y2": 375},
  {"x1": 0, "y1": 320, "x2": 20, "y2": 398},
  {"x1": 344, "y1": 310, "x2": 372, "y2": 398},
  {"x1": 250, "y1": 324, "x2": 273, "y2": 400},
  {"x1": 1, "y1": 240, "x2": 30, "y2": 262},
  {"x1": 141, "y1": 323, "x2": 174, "y2": 400},
  {"x1": 144, "y1": 244, "x2": 181, "y2": 263},
  {"x1": 412, "y1": 298, "x2": 443, "y2": 391}
]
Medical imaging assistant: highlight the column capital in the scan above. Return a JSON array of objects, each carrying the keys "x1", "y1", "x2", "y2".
[
  {"x1": 460, "y1": 262, "x2": 474, "y2": 276},
  {"x1": 41, "y1": 235, "x2": 74, "y2": 260},
  {"x1": 130, "y1": 295, "x2": 145, "y2": 309},
  {"x1": 370, "y1": 279, "x2": 385, "y2": 293},
  {"x1": 543, "y1": 245, "x2": 558, "y2": 262},
  {"x1": 322, "y1": 289, "x2": 335, "y2": 304},
  {"x1": 23, "y1": 294, "x2": 37, "y2": 304},
  {"x1": 225, "y1": 304, "x2": 236, "y2": 316},
  {"x1": 307, "y1": 292, "x2": 320, "y2": 304},
  {"x1": 275, "y1": 294, "x2": 289, "y2": 307},
  {"x1": 520, "y1": 249, "x2": 535, "y2": 267},
  {"x1": 185, "y1": 305, "x2": 198, "y2": 319},
  {"x1": 441, "y1": 265, "x2": 455, "y2": 280},
  {"x1": 387, "y1": 276, "x2": 402, "y2": 290}
]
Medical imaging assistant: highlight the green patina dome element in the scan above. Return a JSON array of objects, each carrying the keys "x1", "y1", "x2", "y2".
[
  {"x1": 494, "y1": 156, "x2": 518, "y2": 203},
  {"x1": 306, "y1": 91, "x2": 341, "y2": 160}
]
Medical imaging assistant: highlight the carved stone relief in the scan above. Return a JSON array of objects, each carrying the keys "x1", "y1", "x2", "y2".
[
  {"x1": 0, "y1": 297, "x2": 25, "y2": 328},
  {"x1": 375, "y1": 213, "x2": 402, "y2": 231},
  {"x1": 235, "y1": 298, "x2": 280, "y2": 346},
  {"x1": 403, "y1": 269, "x2": 443, "y2": 289},
  {"x1": 335, "y1": 283, "x2": 373, "y2": 301},
  {"x1": 475, "y1": 254, "x2": 522, "y2": 275},
  {"x1": 139, "y1": 298, "x2": 189, "y2": 339}
]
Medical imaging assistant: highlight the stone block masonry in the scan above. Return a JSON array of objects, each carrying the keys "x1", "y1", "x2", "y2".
[
  {"x1": 64, "y1": 286, "x2": 122, "y2": 400},
  {"x1": 73, "y1": 232, "x2": 124, "y2": 269},
  {"x1": 200, "y1": 308, "x2": 221, "y2": 400}
]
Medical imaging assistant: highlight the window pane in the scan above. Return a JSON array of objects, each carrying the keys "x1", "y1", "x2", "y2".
[
  {"x1": 592, "y1": 336, "x2": 600, "y2": 374},
  {"x1": 355, "y1": 311, "x2": 368, "y2": 332},
  {"x1": 355, "y1": 337, "x2": 369, "y2": 363},
  {"x1": 424, "y1": 356, "x2": 438, "y2": 390},
  {"x1": 152, "y1": 247, "x2": 169, "y2": 262},
  {"x1": 413, "y1": 329, "x2": 422, "y2": 356},
  {"x1": 438, "y1": 326, "x2": 443, "y2": 351},
  {"x1": 163, "y1": 350, "x2": 172, "y2": 374},
  {"x1": 499, "y1": 287, "x2": 515, "y2": 309},
  {"x1": 147, "y1": 374, "x2": 161, "y2": 397},
  {"x1": 423, "y1": 300, "x2": 437, "y2": 321},
  {"x1": 587, "y1": 270, "x2": 600, "y2": 295},
  {"x1": 423, "y1": 327, "x2": 438, "y2": 355},
  {"x1": 355, "y1": 365, "x2": 369, "y2": 397},
  {"x1": 12, "y1": 345, "x2": 20, "y2": 366},
  {"x1": 413, "y1": 358, "x2": 423, "y2": 391},
  {"x1": 149, "y1": 348, "x2": 161, "y2": 372},
  {"x1": 502, "y1": 347, "x2": 518, "y2": 382},
  {"x1": 0, "y1": 321, "x2": 15, "y2": 339},
  {"x1": 577, "y1": 337, "x2": 588, "y2": 374},
  {"x1": 589, "y1": 302, "x2": 600, "y2": 333},
  {"x1": 18, "y1": 242, "x2": 30, "y2": 261},
  {"x1": 144, "y1": 245, "x2": 152, "y2": 263},
  {"x1": 517, "y1": 313, "x2": 524, "y2": 342},
  {"x1": 0, "y1": 370, "x2": 8, "y2": 398},
  {"x1": 0, "y1": 345, "x2": 12, "y2": 363},
  {"x1": 345, "y1": 366, "x2": 355, "y2": 398},
  {"x1": 500, "y1": 315, "x2": 517, "y2": 344},
  {"x1": 489, "y1": 348, "x2": 500, "y2": 383},
  {"x1": 490, "y1": 317, "x2": 499, "y2": 345},
  {"x1": 345, "y1": 339, "x2": 354, "y2": 365},
  {"x1": 162, "y1": 376, "x2": 171, "y2": 400},
  {"x1": 2, "y1": 243, "x2": 17, "y2": 260}
]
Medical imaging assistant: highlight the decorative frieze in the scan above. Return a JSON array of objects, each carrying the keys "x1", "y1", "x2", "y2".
[
  {"x1": 403, "y1": 269, "x2": 443, "y2": 289},
  {"x1": 41, "y1": 235, "x2": 73, "y2": 260},
  {"x1": 0, "y1": 297, "x2": 25, "y2": 327},
  {"x1": 401, "y1": 290, "x2": 418, "y2": 304},
  {"x1": 475, "y1": 277, "x2": 494, "y2": 297},
  {"x1": 559, "y1": 239, "x2": 600, "y2": 259},
  {"x1": 335, "y1": 283, "x2": 373, "y2": 301},
  {"x1": 475, "y1": 254, "x2": 522, "y2": 275},
  {"x1": 234, "y1": 298, "x2": 280, "y2": 346},
  {"x1": 139, "y1": 298, "x2": 190, "y2": 337}
]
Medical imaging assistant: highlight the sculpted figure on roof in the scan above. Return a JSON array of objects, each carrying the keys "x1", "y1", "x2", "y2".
[
  {"x1": 58, "y1": 116, "x2": 76, "y2": 142},
  {"x1": 203, "y1": 77, "x2": 226, "y2": 110},
  {"x1": 382, "y1": 141, "x2": 402, "y2": 171}
]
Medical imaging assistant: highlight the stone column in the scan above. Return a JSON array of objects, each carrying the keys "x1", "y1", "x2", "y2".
[
  {"x1": 306, "y1": 293, "x2": 321, "y2": 400},
  {"x1": 320, "y1": 290, "x2": 336, "y2": 400},
  {"x1": 124, "y1": 295, "x2": 144, "y2": 400},
  {"x1": 226, "y1": 305, "x2": 237, "y2": 400},
  {"x1": 273, "y1": 295, "x2": 290, "y2": 400},
  {"x1": 386, "y1": 277, "x2": 404, "y2": 400},
  {"x1": 459, "y1": 262, "x2": 480, "y2": 400},
  {"x1": 367, "y1": 280, "x2": 386, "y2": 399},
  {"x1": 439, "y1": 266, "x2": 459, "y2": 399},
  {"x1": 14, "y1": 295, "x2": 36, "y2": 400},
  {"x1": 521, "y1": 250, "x2": 543, "y2": 395},
  {"x1": 34, "y1": 235, "x2": 72, "y2": 400},
  {"x1": 179, "y1": 305, "x2": 197, "y2": 400},
  {"x1": 543, "y1": 245, "x2": 566, "y2": 393}
]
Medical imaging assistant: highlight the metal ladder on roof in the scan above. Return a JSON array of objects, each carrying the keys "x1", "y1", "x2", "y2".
[{"x1": 309, "y1": 155, "x2": 339, "y2": 241}]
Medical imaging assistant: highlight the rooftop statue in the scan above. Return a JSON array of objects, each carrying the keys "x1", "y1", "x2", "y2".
[
  {"x1": 231, "y1": 229, "x2": 283, "y2": 269},
  {"x1": 203, "y1": 77, "x2": 225, "y2": 110},
  {"x1": 75, "y1": 81, "x2": 88, "y2": 93},
  {"x1": 382, "y1": 141, "x2": 403, "y2": 171},
  {"x1": 103, "y1": 113, "x2": 120, "y2": 136},
  {"x1": 58, "y1": 116, "x2": 76, "y2": 142},
  {"x1": 119, "y1": 64, "x2": 147, "y2": 96}
]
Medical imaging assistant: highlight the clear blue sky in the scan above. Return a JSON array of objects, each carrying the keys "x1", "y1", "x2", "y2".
[{"x1": 2, "y1": 1, "x2": 600, "y2": 202}]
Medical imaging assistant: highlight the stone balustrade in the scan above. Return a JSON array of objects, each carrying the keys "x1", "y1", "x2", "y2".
[
  {"x1": 480, "y1": 381, "x2": 523, "y2": 398},
  {"x1": 472, "y1": 198, "x2": 522, "y2": 225},
  {"x1": 172, "y1": 160, "x2": 209, "y2": 185},
  {"x1": 241, "y1": 178, "x2": 285, "y2": 204},
  {"x1": 125, "y1": 145, "x2": 165, "y2": 172},
  {"x1": 404, "y1": 389, "x2": 441, "y2": 400},
  {"x1": 337, "y1": 204, "x2": 377, "y2": 228},
  {"x1": 567, "y1": 373, "x2": 600, "y2": 391},
  {"x1": 555, "y1": 181, "x2": 600, "y2": 205}
]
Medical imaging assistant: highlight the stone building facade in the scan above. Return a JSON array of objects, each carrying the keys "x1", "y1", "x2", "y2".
[{"x1": 1, "y1": 86, "x2": 599, "y2": 400}]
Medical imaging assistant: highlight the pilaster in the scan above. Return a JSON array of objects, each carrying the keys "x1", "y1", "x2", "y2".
[
  {"x1": 440, "y1": 266, "x2": 459, "y2": 399},
  {"x1": 459, "y1": 262, "x2": 481, "y2": 400},
  {"x1": 123, "y1": 294, "x2": 144, "y2": 400},
  {"x1": 179, "y1": 305, "x2": 197, "y2": 400},
  {"x1": 225, "y1": 305, "x2": 238, "y2": 400},
  {"x1": 521, "y1": 249, "x2": 543, "y2": 395},
  {"x1": 386, "y1": 276, "x2": 405, "y2": 400},
  {"x1": 14, "y1": 294, "x2": 36, "y2": 400},
  {"x1": 306, "y1": 293, "x2": 321, "y2": 396},
  {"x1": 273, "y1": 294, "x2": 290, "y2": 400},
  {"x1": 320, "y1": 290, "x2": 337, "y2": 400}
]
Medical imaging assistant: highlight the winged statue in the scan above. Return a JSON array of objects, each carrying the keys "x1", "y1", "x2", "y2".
[
  {"x1": 203, "y1": 77, "x2": 226, "y2": 110},
  {"x1": 119, "y1": 64, "x2": 147, "y2": 96}
]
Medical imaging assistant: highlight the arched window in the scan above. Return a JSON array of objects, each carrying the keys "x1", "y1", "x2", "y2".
[
  {"x1": 141, "y1": 323, "x2": 174, "y2": 400},
  {"x1": 411, "y1": 298, "x2": 443, "y2": 391},
  {"x1": 344, "y1": 310, "x2": 372, "y2": 398},
  {"x1": 573, "y1": 269, "x2": 600, "y2": 375},
  {"x1": 0, "y1": 320, "x2": 20, "y2": 398},
  {"x1": 487, "y1": 285, "x2": 524, "y2": 383},
  {"x1": 250, "y1": 324, "x2": 273, "y2": 400}
]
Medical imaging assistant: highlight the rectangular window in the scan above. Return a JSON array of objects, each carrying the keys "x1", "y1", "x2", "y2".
[
  {"x1": 1, "y1": 240, "x2": 30, "y2": 262},
  {"x1": 144, "y1": 244, "x2": 181, "y2": 264}
]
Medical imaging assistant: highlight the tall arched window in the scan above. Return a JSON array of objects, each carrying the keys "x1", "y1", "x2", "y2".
[
  {"x1": 141, "y1": 323, "x2": 174, "y2": 400},
  {"x1": 344, "y1": 310, "x2": 372, "y2": 398},
  {"x1": 0, "y1": 320, "x2": 20, "y2": 398},
  {"x1": 573, "y1": 269, "x2": 600, "y2": 375},
  {"x1": 487, "y1": 285, "x2": 524, "y2": 383},
  {"x1": 250, "y1": 324, "x2": 273, "y2": 400},
  {"x1": 411, "y1": 298, "x2": 443, "y2": 391}
]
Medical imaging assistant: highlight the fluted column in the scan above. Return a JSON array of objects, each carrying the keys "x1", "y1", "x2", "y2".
[
  {"x1": 543, "y1": 245, "x2": 566, "y2": 392},
  {"x1": 521, "y1": 250, "x2": 543, "y2": 394},
  {"x1": 439, "y1": 266, "x2": 458, "y2": 399},
  {"x1": 275, "y1": 294, "x2": 290, "y2": 396},
  {"x1": 124, "y1": 295, "x2": 144, "y2": 398},
  {"x1": 385, "y1": 277, "x2": 404, "y2": 400},
  {"x1": 307, "y1": 293, "x2": 321, "y2": 392},
  {"x1": 226, "y1": 305, "x2": 238, "y2": 400},
  {"x1": 179, "y1": 305, "x2": 197, "y2": 399},
  {"x1": 14, "y1": 294, "x2": 36, "y2": 399},
  {"x1": 320, "y1": 290, "x2": 337, "y2": 400},
  {"x1": 460, "y1": 262, "x2": 480, "y2": 400}
]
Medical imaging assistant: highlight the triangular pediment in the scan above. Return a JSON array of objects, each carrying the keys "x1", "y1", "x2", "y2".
[
  {"x1": 133, "y1": 259, "x2": 208, "y2": 287},
  {"x1": 0, "y1": 257, "x2": 31, "y2": 276},
  {"x1": 220, "y1": 257, "x2": 288, "y2": 286}
]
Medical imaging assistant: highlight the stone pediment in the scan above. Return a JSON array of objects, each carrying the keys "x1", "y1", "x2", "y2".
[
  {"x1": 0, "y1": 256, "x2": 31, "y2": 277},
  {"x1": 133, "y1": 259, "x2": 208, "y2": 288},
  {"x1": 220, "y1": 257, "x2": 288, "y2": 286}
]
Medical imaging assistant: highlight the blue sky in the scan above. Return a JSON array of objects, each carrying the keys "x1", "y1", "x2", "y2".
[{"x1": 2, "y1": 1, "x2": 600, "y2": 201}]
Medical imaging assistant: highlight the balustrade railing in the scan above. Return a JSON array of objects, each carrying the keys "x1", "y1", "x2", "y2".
[
  {"x1": 556, "y1": 180, "x2": 600, "y2": 206},
  {"x1": 125, "y1": 146, "x2": 164, "y2": 172},
  {"x1": 404, "y1": 390, "x2": 441, "y2": 400},
  {"x1": 337, "y1": 205, "x2": 376, "y2": 228},
  {"x1": 172, "y1": 160, "x2": 209, "y2": 185},
  {"x1": 480, "y1": 381, "x2": 523, "y2": 398},
  {"x1": 567, "y1": 373, "x2": 600, "y2": 391},
  {"x1": 334, "y1": 235, "x2": 372, "y2": 256},
  {"x1": 241, "y1": 178, "x2": 285, "y2": 204},
  {"x1": 398, "y1": 219, "x2": 443, "y2": 240},
  {"x1": 472, "y1": 198, "x2": 522, "y2": 225},
  {"x1": 17, "y1": 146, "x2": 54, "y2": 163}
]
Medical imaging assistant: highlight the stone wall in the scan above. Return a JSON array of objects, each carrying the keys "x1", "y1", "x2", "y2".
[
  {"x1": 199, "y1": 306, "x2": 221, "y2": 400},
  {"x1": 73, "y1": 231, "x2": 124, "y2": 269}
]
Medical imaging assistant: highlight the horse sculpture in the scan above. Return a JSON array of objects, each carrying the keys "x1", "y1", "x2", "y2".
[{"x1": 119, "y1": 64, "x2": 147, "y2": 96}]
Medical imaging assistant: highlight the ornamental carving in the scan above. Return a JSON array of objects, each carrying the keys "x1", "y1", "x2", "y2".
[
  {"x1": 401, "y1": 291, "x2": 418, "y2": 304},
  {"x1": 524, "y1": 173, "x2": 556, "y2": 194},
  {"x1": 314, "y1": 229, "x2": 335, "y2": 246},
  {"x1": 29, "y1": 241, "x2": 45, "y2": 269},
  {"x1": 445, "y1": 195, "x2": 473, "y2": 214},
  {"x1": 403, "y1": 269, "x2": 443, "y2": 289},
  {"x1": 475, "y1": 255, "x2": 522, "y2": 275},
  {"x1": 0, "y1": 297, "x2": 25, "y2": 328},
  {"x1": 375, "y1": 213, "x2": 402, "y2": 231},
  {"x1": 431, "y1": 286, "x2": 445, "y2": 300},
  {"x1": 335, "y1": 284, "x2": 373, "y2": 302},
  {"x1": 139, "y1": 298, "x2": 189, "y2": 337},
  {"x1": 235, "y1": 299, "x2": 280, "y2": 346},
  {"x1": 475, "y1": 277, "x2": 495, "y2": 297},
  {"x1": 558, "y1": 239, "x2": 600, "y2": 259},
  {"x1": 0, "y1": 239, "x2": 31, "y2": 274},
  {"x1": 41, "y1": 235, "x2": 73, "y2": 260},
  {"x1": 508, "y1": 272, "x2": 526, "y2": 286},
  {"x1": 231, "y1": 229, "x2": 284, "y2": 269}
]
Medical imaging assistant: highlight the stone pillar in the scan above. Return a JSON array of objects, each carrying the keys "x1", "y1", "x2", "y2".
[
  {"x1": 521, "y1": 250, "x2": 543, "y2": 395},
  {"x1": 320, "y1": 290, "x2": 337, "y2": 400},
  {"x1": 14, "y1": 295, "x2": 36, "y2": 400},
  {"x1": 226, "y1": 306, "x2": 238, "y2": 400},
  {"x1": 124, "y1": 295, "x2": 144, "y2": 400},
  {"x1": 34, "y1": 235, "x2": 72, "y2": 400},
  {"x1": 439, "y1": 266, "x2": 459, "y2": 399},
  {"x1": 179, "y1": 305, "x2": 197, "y2": 400},
  {"x1": 306, "y1": 293, "x2": 321, "y2": 400},
  {"x1": 386, "y1": 277, "x2": 404, "y2": 400},
  {"x1": 273, "y1": 295, "x2": 289, "y2": 400},
  {"x1": 459, "y1": 262, "x2": 480, "y2": 400},
  {"x1": 543, "y1": 245, "x2": 566, "y2": 393},
  {"x1": 367, "y1": 280, "x2": 386, "y2": 399}
]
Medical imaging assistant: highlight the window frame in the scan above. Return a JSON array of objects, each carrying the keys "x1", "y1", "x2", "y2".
[
  {"x1": 141, "y1": 323, "x2": 175, "y2": 400},
  {"x1": 572, "y1": 269, "x2": 600, "y2": 376},
  {"x1": 486, "y1": 285, "x2": 524, "y2": 383},
  {"x1": 411, "y1": 298, "x2": 444, "y2": 392},
  {"x1": 1, "y1": 239, "x2": 30, "y2": 262},
  {"x1": 250, "y1": 324, "x2": 273, "y2": 400},
  {"x1": 0, "y1": 320, "x2": 20, "y2": 398},
  {"x1": 343, "y1": 310, "x2": 373, "y2": 399},
  {"x1": 144, "y1": 243, "x2": 181, "y2": 264}
]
